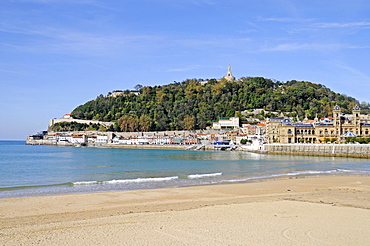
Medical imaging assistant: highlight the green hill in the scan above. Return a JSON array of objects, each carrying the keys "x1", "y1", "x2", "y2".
[{"x1": 67, "y1": 77, "x2": 369, "y2": 132}]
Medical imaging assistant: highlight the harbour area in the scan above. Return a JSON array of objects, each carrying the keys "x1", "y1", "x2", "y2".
[
  {"x1": 26, "y1": 130, "x2": 370, "y2": 158},
  {"x1": 26, "y1": 129, "x2": 264, "y2": 152},
  {"x1": 26, "y1": 104, "x2": 370, "y2": 157}
]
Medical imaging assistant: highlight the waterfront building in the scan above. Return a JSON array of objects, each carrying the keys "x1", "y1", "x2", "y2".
[
  {"x1": 269, "y1": 105, "x2": 370, "y2": 143},
  {"x1": 96, "y1": 135, "x2": 108, "y2": 144},
  {"x1": 265, "y1": 116, "x2": 292, "y2": 143},
  {"x1": 212, "y1": 117, "x2": 240, "y2": 130}
]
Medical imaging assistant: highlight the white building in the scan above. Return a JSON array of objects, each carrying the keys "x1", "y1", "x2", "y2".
[
  {"x1": 96, "y1": 135, "x2": 108, "y2": 144},
  {"x1": 59, "y1": 135, "x2": 73, "y2": 143},
  {"x1": 71, "y1": 136, "x2": 86, "y2": 144},
  {"x1": 240, "y1": 134, "x2": 264, "y2": 151},
  {"x1": 87, "y1": 136, "x2": 97, "y2": 143},
  {"x1": 154, "y1": 137, "x2": 171, "y2": 145},
  {"x1": 213, "y1": 117, "x2": 240, "y2": 130}
]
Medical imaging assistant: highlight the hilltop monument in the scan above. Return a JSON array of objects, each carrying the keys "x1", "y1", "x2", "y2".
[
  {"x1": 199, "y1": 65, "x2": 236, "y2": 85},
  {"x1": 223, "y1": 64, "x2": 235, "y2": 81}
]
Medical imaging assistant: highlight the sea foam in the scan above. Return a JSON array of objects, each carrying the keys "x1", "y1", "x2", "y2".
[
  {"x1": 103, "y1": 176, "x2": 179, "y2": 184},
  {"x1": 188, "y1": 172, "x2": 222, "y2": 179},
  {"x1": 72, "y1": 181, "x2": 99, "y2": 185},
  {"x1": 72, "y1": 176, "x2": 180, "y2": 186}
]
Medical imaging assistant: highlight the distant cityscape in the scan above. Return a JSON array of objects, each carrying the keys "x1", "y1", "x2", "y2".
[{"x1": 27, "y1": 105, "x2": 370, "y2": 153}]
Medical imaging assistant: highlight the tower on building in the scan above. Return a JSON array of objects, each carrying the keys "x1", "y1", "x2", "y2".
[
  {"x1": 352, "y1": 105, "x2": 361, "y2": 124},
  {"x1": 352, "y1": 105, "x2": 361, "y2": 136},
  {"x1": 333, "y1": 105, "x2": 342, "y2": 135},
  {"x1": 333, "y1": 105, "x2": 341, "y2": 124}
]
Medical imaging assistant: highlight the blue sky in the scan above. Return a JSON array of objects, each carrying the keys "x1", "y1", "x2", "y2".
[{"x1": 1, "y1": 0, "x2": 370, "y2": 140}]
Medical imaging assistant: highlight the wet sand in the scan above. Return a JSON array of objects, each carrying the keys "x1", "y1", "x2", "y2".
[{"x1": 1, "y1": 176, "x2": 370, "y2": 245}]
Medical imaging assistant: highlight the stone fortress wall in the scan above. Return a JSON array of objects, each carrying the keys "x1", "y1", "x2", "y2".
[{"x1": 49, "y1": 117, "x2": 115, "y2": 129}]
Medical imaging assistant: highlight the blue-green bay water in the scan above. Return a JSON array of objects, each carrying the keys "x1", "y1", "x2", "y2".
[{"x1": 1, "y1": 140, "x2": 370, "y2": 198}]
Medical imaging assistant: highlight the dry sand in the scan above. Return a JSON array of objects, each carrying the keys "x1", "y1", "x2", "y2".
[{"x1": 1, "y1": 175, "x2": 370, "y2": 245}]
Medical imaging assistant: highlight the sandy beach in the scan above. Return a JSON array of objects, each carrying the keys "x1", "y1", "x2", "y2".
[{"x1": 1, "y1": 175, "x2": 370, "y2": 245}]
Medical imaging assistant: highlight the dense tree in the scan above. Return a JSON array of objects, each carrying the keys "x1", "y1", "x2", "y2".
[
  {"x1": 118, "y1": 115, "x2": 136, "y2": 132},
  {"x1": 184, "y1": 115, "x2": 195, "y2": 130},
  {"x1": 134, "y1": 84, "x2": 143, "y2": 91},
  {"x1": 69, "y1": 77, "x2": 364, "y2": 132},
  {"x1": 139, "y1": 114, "x2": 152, "y2": 132}
]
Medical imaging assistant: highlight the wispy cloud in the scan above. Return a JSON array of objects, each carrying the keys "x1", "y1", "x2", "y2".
[
  {"x1": 18, "y1": 0, "x2": 96, "y2": 4},
  {"x1": 260, "y1": 42, "x2": 370, "y2": 52},
  {"x1": 165, "y1": 65, "x2": 202, "y2": 73},
  {"x1": 175, "y1": 37, "x2": 250, "y2": 48},
  {"x1": 260, "y1": 17, "x2": 315, "y2": 23},
  {"x1": 326, "y1": 60, "x2": 370, "y2": 101},
  {"x1": 146, "y1": 0, "x2": 216, "y2": 7},
  {"x1": 261, "y1": 43, "x2": 338, "y2": 52},
  {"x1": 334, "y1": 62, "x2": 370, "y2": 81},
  {"x1": 0, "y1": 22, "x2": 164, "y2": 56},
  {"x1": 314, "y1": 22, "x2": 370, "y2": 28},
  {"x1": 185, "y1": 0, "x2": 216, "y2": 5},
  {"x1": 258, "y1": 18, "x2": 370, "y2": 33},
  {"x1": 0, "y1": 18, "x2": 255, "y2": 59},
  {"x1": 0, "y1": 68, "x2": 30, "y2": 75}
]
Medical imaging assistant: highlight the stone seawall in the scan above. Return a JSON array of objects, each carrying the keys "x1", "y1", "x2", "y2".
[
  {"x1": 104, "y1": 144, "x2": 216, "y2": 151},
  {"x1": 25, "y1": 139, "x2": 214, "y2": 150},
  {"x1": 261, "y1": 144, "x2": 370, "y2": 158},
  {"x1": 26, "y1": 139, "x2": 74, "y2": 146}
]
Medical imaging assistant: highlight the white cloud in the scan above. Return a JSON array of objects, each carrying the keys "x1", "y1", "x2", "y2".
[
  {"x1": 0, "y1": 22, "x2": 164, "y2": 56},
  {"x1": 262, "y1": 43, "x2": 342, "y2": 52},
  {"x1": 174, "y1": 37, "x2": 250, "y2": 49},
  {"x1": 260, "y1": 17, "x2": 315, "y2": 23},
  {"x1": 261, "y1": 42, "x2": 370, "y2": 52},
  {"x1": 314, "y1": 22, "x2": 370, "y2": 28},
  {"x1": 165, "y1": 65, "x2": 202, "y2": 72},
  {"x1": 185, "y1": 0, "x2": 216, "y2": 5},
  {"x1": 142, "y1": 0, "x2": 216, "y2": 7},
  {"x1": 17, "y1": 0, "x2": 95, "y2": 4},
  {"x1": 335, "y1": 62, "x2": 370, "y2": 81}
]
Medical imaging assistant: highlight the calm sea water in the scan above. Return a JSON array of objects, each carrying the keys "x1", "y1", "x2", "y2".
[{"x1": 1, "y1": 140, "x2": 369, "y2": 198}]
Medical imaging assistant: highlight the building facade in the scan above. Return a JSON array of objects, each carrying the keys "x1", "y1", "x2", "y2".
[
  {"x1": 212, "y1": 117, "x2": 240, "y2": 130},
  {"x1": 269, "y1": 106, "x2": 370, "y2": 143}
]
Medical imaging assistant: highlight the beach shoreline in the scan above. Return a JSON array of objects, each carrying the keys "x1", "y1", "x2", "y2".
[
  {"x1": 1, "y1": 175, "x2": 370, "y2": 245},
  {"x1": 25, "y1": 138, "x2": 370, "y2": 158}
]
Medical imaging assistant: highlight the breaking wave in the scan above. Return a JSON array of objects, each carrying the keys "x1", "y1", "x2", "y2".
[
  {"x1": 72, "y1": 176, "x2": 179, "y2": 186},
  {"x1": 187, "y1": 172, "x2": 222, "y2": 179},
  {"x1": 103, "y1": 176, "x2": 179, "y2": 184}
]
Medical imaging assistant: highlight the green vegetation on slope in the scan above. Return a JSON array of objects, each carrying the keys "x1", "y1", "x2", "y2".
[{"x1": 70, "y1": 77, "x2": 369, "y2": 132}]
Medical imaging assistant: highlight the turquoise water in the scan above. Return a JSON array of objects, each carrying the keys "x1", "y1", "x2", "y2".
[{"x1": 1, "y1": 140, "x2": 370, "y2": 198}]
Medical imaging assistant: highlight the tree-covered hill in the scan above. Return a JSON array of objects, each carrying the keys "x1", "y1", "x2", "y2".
[{"x1": 70, "y1": 77, "x2": 369, "y2": 131}]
